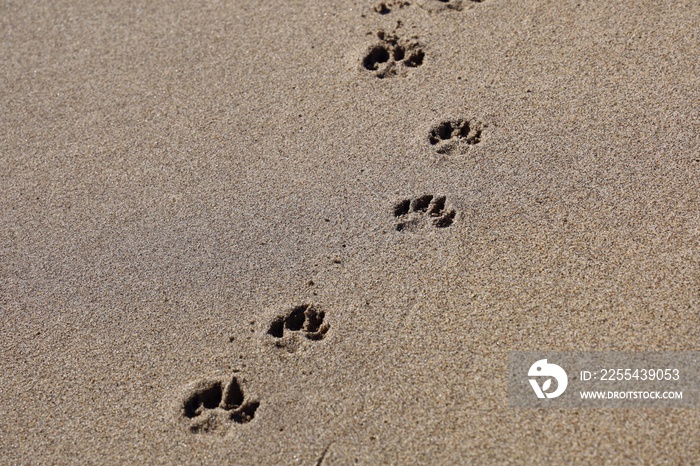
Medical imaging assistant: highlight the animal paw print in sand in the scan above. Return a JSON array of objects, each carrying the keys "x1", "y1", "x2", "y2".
[
  {"x1": 423, "y1": 0, "x2": 483, "y2": 12},
  {"x1": 362, "y1": 31, "x2": 425, "y2": 79},
  {"x1": 429, "y1": 119, "x2": 484, "y2": 154},
  {"x1": 394, "y1": 195, "x2": 456, "y2": 231},
  {"x1": 373, "y1": 0, "x2": 483, "y2": 14},
  {"x1": 267, "y1": 304, "x2": 330, "y2": 346},
  {"x1": 181, "y1": 375, "x2": 259, "y2": 434},
  {"x1": 372, "y1": 0, "x2": 410, "y2": 15}
]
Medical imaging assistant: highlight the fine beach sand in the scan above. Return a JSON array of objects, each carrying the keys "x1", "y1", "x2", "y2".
[{"x1": 2, "y1": 0, "x2": 700, "y2": 463}]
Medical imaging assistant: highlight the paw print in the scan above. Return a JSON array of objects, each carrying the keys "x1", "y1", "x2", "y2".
[
  {"x1": 393, "y1": 195, "x2": 456, "y2": 231},
  {"x1": 372, "y1": 0, "x2": 410, "y2": 15},
  {"x1": 428, "y1": 119, "x2": 484, "y2": 154},
  {"x1": 422, "y1": 0, "x2": 484, "y2": 12},
  {"x1": 181, "y1": 375, "x2": 259, "y2": 434},
  {"x1": 362, "y1": 31, "x2": 425, "y2": 79},
  {"x1": 267, "y1": 304, "x2": 330, "y2": 346}
]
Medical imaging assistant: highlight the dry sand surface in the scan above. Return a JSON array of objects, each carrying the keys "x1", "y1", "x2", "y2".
[{"x1": 2, "y1": 0, "x2": 700, "y2": 464}]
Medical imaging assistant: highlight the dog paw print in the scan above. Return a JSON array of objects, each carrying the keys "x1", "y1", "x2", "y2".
[
  {"x1": 372, "y1": 0, "x2": 410, "y2": 14},
  {"x1": 181, "y1": 375, "x2": 259, "y2": 434},
  {"x1": 362, "y1": 31, "x2": 425, "y2": 79},
  {"x1": 422, "y1": 0, "x2": 483, "y2": 12},
  {"x1": 267, "y1": 304, "x2": 330, "y2": 347},
  {"x1": 428, "y1": 119, "x2": 484, "y2": 154},
  {"x1": 394, "y1": 195, "x2": 456, "y2": 231}
]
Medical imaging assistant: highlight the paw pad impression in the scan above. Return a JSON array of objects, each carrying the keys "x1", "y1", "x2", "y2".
[
  {"x1": 429, "y1": 119, "x2": 484, "y2": 154},
  {"x1": 181, "y1": 375, "x2": 259, "y2": 434},
  {"x1": 424, "y1": 0, "x2": 484, "y2": 12},
  {"x1": 372, "y1": 1, "x2": 410, "y2": 15},
  {"x1": 267, "y1": 304, "x2": 330, "y2": 341},
  {"x1": 362, "y1": 31, "x2": 425, "y2": 79},
  {"x1": 394, "y1": 195, "x2": 456, "y2": 231}
]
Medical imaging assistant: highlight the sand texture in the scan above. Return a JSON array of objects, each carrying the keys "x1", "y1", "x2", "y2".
[{"x1": 2, "y1": 0, "x2": 700, "y2": 464}]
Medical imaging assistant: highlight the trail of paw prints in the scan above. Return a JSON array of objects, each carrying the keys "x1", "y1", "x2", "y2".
[
  {"x1": 362, "y1": 30, "x2": 425, "y2": 79},
  {"x1": 429, "y1": 119, "x2": 485, "y2": 154},
  {"x1": 394, "y1": 195, "x2": 456, "y2": 231},
  {"x1": 267, "y1": 304, "x2": 330, "y2": 350},
  {"x1": 181, "y1": 375, "x2": 259, "y2": 434}
]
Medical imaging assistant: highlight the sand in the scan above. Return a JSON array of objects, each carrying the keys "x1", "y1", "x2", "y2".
[{"x1": 1, "y1": 0, "x2": 699, "y2": 463}]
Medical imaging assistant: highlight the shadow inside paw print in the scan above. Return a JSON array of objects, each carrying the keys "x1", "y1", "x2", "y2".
[
  {"x1": 362, "y1": 31, "x2": 424, "y2": 79},
  {"x1": 267, "y1": 304, "x2": 330, "y2": 346},
  {"x1": 429, "y1": 119, "x2": 484, "y2": 154},
  {"x1": 181, "y1": 375, "x2": 259, "y2": 434},
  {"x1": 394, "y1": 195, "x2": 456, "y2": 231}
]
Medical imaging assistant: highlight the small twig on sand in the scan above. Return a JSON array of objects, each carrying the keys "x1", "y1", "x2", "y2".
[{"x1": 314, "y1": 443, "x2": 332, "y2": 466}]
